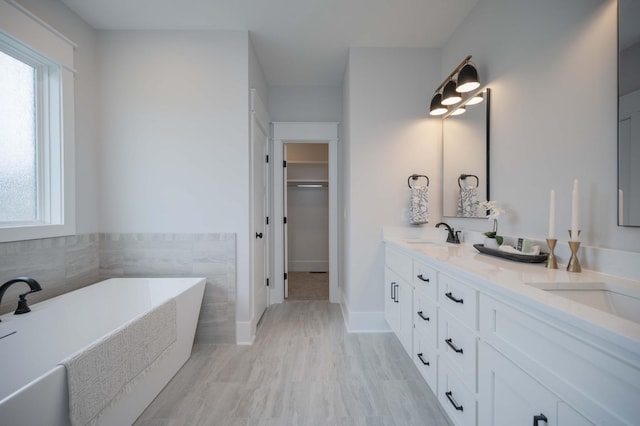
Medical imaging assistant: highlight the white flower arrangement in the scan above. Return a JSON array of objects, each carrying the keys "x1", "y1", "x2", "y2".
[{"x1": 477, "y1": 200, "x2": 506, "y2": 244}]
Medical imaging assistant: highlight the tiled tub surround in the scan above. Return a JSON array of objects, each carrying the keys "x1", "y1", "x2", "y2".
[
  {"x1": 0, "y1": 234, "x2": 99, "y2": 315},
  {"x1": 0, "y1": 233, "x2": 236, "y2": 343},
  {"x1": 99, "y1": 233, "x2": 236, "y2": 344}
]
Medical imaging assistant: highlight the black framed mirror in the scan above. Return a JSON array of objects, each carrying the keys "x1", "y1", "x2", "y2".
[
  {"x1": 442, "y1": 88, "x2": 490, "y2": 218},
  {"x1": 618, "y1": 0, "x2": 640, "y2": 227}
]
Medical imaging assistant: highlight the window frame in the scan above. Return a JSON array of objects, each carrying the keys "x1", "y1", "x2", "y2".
[{"x1": 0, "y1": 0, "x2": 76, "y2": 243}]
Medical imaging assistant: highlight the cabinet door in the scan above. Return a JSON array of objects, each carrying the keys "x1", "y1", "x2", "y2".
[
  {"x1": 384, "y1": 268, "x2": 400, "y2": 334},
  {"x1": 397, "y1": 278, "x2": 413, "y2": 355},
  {"x1": 479, "y1": 342, "x2": 593, "y2": 426}
]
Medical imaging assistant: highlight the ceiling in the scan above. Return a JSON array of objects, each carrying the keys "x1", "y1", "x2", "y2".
[{"x1": 60, "y1": 0, "x2": 478, "y2": 87}]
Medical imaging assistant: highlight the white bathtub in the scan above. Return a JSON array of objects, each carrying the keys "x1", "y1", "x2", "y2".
[{"x1": 0, "y1": 277, "x2": 206, "y2": 426}]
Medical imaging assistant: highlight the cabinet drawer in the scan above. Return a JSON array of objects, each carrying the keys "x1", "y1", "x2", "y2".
[
  {"x1": 413, "y1": 289, "x2": 437, "y2": 347},
  {"x1": 413, "y1": 259, "x2": 437, "y2": 300},
  {"x1": 439, "y1": 273, "x2": 478, "y2": 330},
  {"x1": 385, "y1": 246, "x2": 413, "y2": 283},
  {"x1": 413, "y1": 330, "x2": 437, "y2": 394},
  {"x1": 439, "y1": 362, "x2": 477, "y2": 426},
  {"x1": 439, "y1": 309, "x2": 478, "y2": 392}
]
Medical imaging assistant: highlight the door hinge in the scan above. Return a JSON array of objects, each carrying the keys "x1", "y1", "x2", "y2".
[
  {"x1": 284, "y1": 217, "x2": 287, "y2": 224},
  {"x1": 284, "y1": 273, "x2": 288, "y2": 280},
  {"x1": 266, "y1": 216, "x2": 269, "y2": 225},
  {"x1": 265, "y1": 154, "x2": 269, "y2": 163},
  {"x1": 266, "y1": 278, "x2": 270, "y2": 287},
  {"x1": 283, "y1": 160, "x2": 287, "y2": 168}
]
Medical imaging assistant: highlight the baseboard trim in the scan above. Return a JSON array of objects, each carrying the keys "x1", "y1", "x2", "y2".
[{"x1": 340, "y1": 294, "x2": 391, "y2": 333}]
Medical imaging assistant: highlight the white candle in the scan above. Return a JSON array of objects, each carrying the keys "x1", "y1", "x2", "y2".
[
  {"x1": 549, "y1": 189, "x2": 555, "y2": 239},
  {"x1": 571, "y1": 179, "x2": 579, "y2": 241}
]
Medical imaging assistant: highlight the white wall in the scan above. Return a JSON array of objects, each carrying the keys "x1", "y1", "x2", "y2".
[
  {"x1": 442, "y1": 0, "x2": 640, "y2": 252},
  {"x1": 16, "y1": 0, "x2": 100, "y2": 234},
  {"x1": 96, "y1": 30, "x2": 254, "y2": 340},
  {"x1": 342, "y1": 47, "x2": 442, "y2": 329},
  {"x1": 269, "y1": 85, "x2": 342, "y2": 122}
]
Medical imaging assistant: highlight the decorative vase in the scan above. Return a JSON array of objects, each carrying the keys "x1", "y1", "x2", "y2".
[{"x1": 484, "y1": 237, "x2": 499, "y2": 249}]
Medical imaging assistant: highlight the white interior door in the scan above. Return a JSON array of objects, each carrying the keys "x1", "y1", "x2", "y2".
[
  {"x1": 283, "y1": 144, "x2": 289, "y2": 299},
  {"x1": 251, "y1": 90, "x2": 269, "y2": 325}
]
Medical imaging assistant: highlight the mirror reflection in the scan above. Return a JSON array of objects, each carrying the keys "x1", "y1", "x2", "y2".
[
  {"x1": 442, "y1": 88, "x2": 490, "y2": 218},
  {"x1": 618, "y1": 0, "x2": 640, "y2": 227}
]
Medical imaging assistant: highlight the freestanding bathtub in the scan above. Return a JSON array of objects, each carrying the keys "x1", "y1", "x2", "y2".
[{"x1": 0, "y1": 277, "x2": 206, "y2": 426}]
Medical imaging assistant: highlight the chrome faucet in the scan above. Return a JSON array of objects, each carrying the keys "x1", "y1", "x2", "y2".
[
  {"x1": 0, "y1": 277, "x2": 42, "y2": 321},
  {"x1": 436, "y1": 222, "x2": 461, "y2": 244}
]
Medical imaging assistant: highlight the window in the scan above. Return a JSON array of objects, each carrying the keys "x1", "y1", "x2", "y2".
[{"x1": 0, "y1": 1, "x2": 76, "y2": 242}]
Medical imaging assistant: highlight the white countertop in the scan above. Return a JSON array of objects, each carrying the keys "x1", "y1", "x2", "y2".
[{"x1": 384, "y1": 237, "x2": 640, "y2": 360}]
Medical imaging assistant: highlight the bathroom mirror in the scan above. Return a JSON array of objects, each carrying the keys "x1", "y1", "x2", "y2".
[
  {"x1": 618, "y1": 0, "x2": 640, "y2": 227},
  {"x1": 442, "y1": 88, "x2": 490, "y2": 218}
]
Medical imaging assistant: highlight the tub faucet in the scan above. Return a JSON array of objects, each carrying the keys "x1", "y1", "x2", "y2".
[
  {"x1": 435, "y1": 222, "x2": 461, "y2": 244},
  {"x1": 0, "y1": 277, "x2": 42, "y2": 321}
]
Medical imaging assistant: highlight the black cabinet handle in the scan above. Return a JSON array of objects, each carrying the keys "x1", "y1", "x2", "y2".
[
  {"x1": 533, "y1": 414, "x2": 548, "y2": 426},
  {"x1": 417, "y1": 311, "x2": 430, "y2": 321},
  {"x1": 445, "y1": 338, "x2": 464, "y2": 354},
  {"x1": 394, "y1": 283, "x2": 399, "y2": 303},
  {"x1": 445, "y1": 391, "x2": 463, "y2": 411},
  {"x1": 417, "y1": 353, "x2": 430, "y2": 366},
  {"x1": 417, "y1": 274, "x2": 430, "y2": 282},
  {"x1": 390, "y1": 282, "x2": 395, "y2": 300},
  {"x1": 255, "y1": 232, "x2": 263, "y2": 239},
  {"x1": 445, "y1": 292, "x2": 464, "y2": 304}
]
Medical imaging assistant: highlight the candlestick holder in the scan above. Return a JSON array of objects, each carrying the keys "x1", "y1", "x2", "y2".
[
  {"x1": 567, "y1": 241, "x2": 582, "y2": 272},
  {"x1": 545, "y1": 238, "x2": 558, "y2": 269}
]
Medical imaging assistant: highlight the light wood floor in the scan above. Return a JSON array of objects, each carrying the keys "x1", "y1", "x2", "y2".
[
  {"x1": 287, "y1": 272, "x2": 329, "y2": 300},
  {"x1": 135, "y1": 301, "x2": 452, "y2": 426}
]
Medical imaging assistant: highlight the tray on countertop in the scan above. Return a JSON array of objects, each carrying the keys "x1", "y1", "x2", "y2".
[{"x1": 473, "y1": 244, "x2": 549, "y2": 264}]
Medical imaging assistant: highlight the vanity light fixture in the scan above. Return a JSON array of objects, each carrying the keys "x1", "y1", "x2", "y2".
[
  {"x1": 428, "y1": 55, "x2": 481, "y2": 116},
  {"x1": 466, "y1": 91, "x2": 485, "y2": 106}
]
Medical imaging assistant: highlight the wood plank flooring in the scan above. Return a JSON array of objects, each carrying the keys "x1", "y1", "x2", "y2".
[{"x1": 135, "y1": 301, "x2": 452, "y2": 426}]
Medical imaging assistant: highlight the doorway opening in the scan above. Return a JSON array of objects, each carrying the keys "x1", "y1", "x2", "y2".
[
  {"x1": 285, "y1": 143, "x2": 329, "y2": 300},
  {"x1": 271, "y1": 122, "x2": 339, "y2": 305}
]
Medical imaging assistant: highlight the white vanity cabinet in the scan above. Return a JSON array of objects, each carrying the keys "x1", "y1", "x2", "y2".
[
  {"x1": 384, "y1": 247, "x2": 414, "y2": 355},
  {"x1": 384, "y1": 240, "x2": 640, "y2": 426},
  {"x1": 479, "y1": 294, "x2": 640, "y2": 425}
]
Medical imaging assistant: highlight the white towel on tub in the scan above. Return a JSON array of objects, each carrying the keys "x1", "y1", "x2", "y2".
[
  {"x1": 409, "y1": 186, "x2": 429, "y2": 225},
  {"x1": 61, "y1": 298, "x2": 177, "y2": 426}
]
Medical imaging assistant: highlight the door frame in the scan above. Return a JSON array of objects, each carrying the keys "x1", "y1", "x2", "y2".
[{"x1": 272, "y1": 122, "x2": 340, "y2": 304}]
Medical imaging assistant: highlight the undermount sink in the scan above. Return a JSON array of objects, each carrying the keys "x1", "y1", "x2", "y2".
[{"x1": 526, "y1": 282, "x2": 640, "y2": 324}]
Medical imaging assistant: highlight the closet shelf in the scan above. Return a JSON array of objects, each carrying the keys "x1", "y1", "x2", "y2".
[{"x1": 287, "y1": 179, "x2": 329, "y2": 187}]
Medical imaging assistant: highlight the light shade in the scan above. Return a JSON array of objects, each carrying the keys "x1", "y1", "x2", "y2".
[
  {"x1": 456, "y1": 64, "x2": 480, "y2": 93},
  {"x1": 441, "y1": 80, "x2": 462, "y2": 105},
  {"x1": 451, "y1": 105, "x2": 466, "y2": 116},
  {"x1": 429, "y1": 93, "x2": 447, "y2": 116},
  {"x1": 466, "y1": 91, "x2": 484, "y2": 106}
]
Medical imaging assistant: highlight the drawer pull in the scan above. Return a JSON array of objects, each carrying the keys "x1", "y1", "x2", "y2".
[
  {"x1": 417, "y1": 311, "x2": 430, "y2": 321},
  {"x1": 533, "y1": 414, "x2": 548, "y2": 426},
  {"x1": 445, "y1": 391, "x2": 464, "y2": 411},
  {"x1": 445, "y1": 338, "x2": 464, "y2": 354},
  {"x1": 417, "y1": 353, "x2": 430, "y2": 366},
  {"x1": 390, "y1": 282, "x2": 396, "y2": 301},
  {"x1": 445, "y1": 292, "x2": 464, "y2": 304},
  {"x1": 417, "y1": 274, "x2": 430, "y2": 282},
  {"x1": 393, "y1": 283, "x2": 399, "y2": 303}
]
